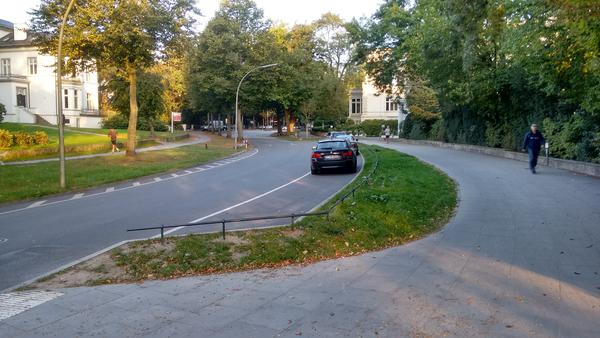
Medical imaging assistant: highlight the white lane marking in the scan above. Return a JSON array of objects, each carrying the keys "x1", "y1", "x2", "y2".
[
  {"x1": 171, "y1": 173, "x2": 179, "y2": 178},
  {"x1": 0, "y1": 290, "x2": 63, "y2": 321},
  {"x1": 105, "y1": 187, "x2": 115, "y2": 193},
  {"x1": 185, "y1": 170, "x2": 193, "y2": 174},
  {"x1": 71, "y1": 193, "x2": 84, "y2": 200},
  {"x1": 154, "y1": 177, "x2": 162, "y2": 182},
  {"x1": 0, "y1": 149, "x2": 259, "y2": 216},
  {"x1": 160, "y1": 171, "x2": 311, "y2": 237},
  {"x1": 26, "y1": 201, "x2": 46, "y2": 209}
]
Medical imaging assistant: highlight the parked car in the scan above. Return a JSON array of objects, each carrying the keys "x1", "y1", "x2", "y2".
[
  {"x1": 310, "y1": 139, "x2": 357, "y2": 174},
  {"x1": 329, "y1": 131, "x2": 347, "y2": 139},
  {"x1": 332, "y1": 134, "x2": 360, "y2": 155}
]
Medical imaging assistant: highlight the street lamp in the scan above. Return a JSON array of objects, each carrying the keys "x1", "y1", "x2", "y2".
[
  {"x1": 234, "y1": 63, "x2": 278, "y2": 148},
  {"x1": 55, "y1": 0, "x2": 77, "y2": 188}
]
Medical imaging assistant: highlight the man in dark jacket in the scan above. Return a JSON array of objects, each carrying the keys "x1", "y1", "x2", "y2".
[{"x1": 523, "y1": 124, "x2": 545, "y2": 174}]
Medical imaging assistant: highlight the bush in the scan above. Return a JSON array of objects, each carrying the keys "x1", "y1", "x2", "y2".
[
  {"x1": 0, "y1": 129, "x2": 13, "y2": 148},
  {"x1": 13, "y1": 131, "x2": 35, "y2": 147},
  {"x1": 0, "y1": 102, "x2": 6, "y2": 123},
  {"x1": 359, "y1": 119, "x2": 398, "y2": 136},
  {"x1": 33, "y1": 131, "x2": 49, "y2": 145},
  {"x1": 101, "y1": 114, "x2": 129, "y2": 129},
  {"x1": 102, "y1": 114, "x2": 169, "y2": 132}
]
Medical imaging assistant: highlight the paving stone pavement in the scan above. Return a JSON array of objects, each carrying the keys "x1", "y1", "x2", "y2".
[{"x1": 1, "y1": 139, "x2": 599, "y2": 337}]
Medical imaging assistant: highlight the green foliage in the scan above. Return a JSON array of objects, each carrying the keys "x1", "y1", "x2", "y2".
[
  {"x1": 13, "y1": 132, "x2": 35, "y2": 147},
  {"x1": 0, "y1": 102, "x2": 5, "y2": 123},
  {"x1": 101, "y1": 114, "x2": 168, "y2": 132},
  {"x1": 349, "y1": 0, "x2": 600, "y2": 162},
  {"x1": 32, "y1": 131, "x2": 50, "y2": 146},
  {"x1": 0, "y1": 129, "x2": 13, "y2": 148},
  {"x1": 356, "y1": 119, "x2": 398, "y2": 137}
]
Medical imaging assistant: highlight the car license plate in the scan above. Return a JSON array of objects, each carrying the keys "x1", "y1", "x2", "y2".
[{"x1": 324, "y1": 155, "x2": 341, "y2": 160}]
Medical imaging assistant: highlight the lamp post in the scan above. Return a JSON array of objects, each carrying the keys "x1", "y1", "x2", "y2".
[
  {"x1": 55, "y1": 0, "x2": 76, "y2": 188},
  {"x1": 234, "y1": 63, "x2": 278, "y2": 148}
]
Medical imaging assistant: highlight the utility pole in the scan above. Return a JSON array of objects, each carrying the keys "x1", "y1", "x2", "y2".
[
  {"x1": 234, "y1": 63, "x2": 278, "y2": 148},
  {"x1": 55, "y1": 0, "x2": 77, "y2": 188}
]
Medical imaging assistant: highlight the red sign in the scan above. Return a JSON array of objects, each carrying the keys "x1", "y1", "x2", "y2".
[{"x1": 172, "y1": 112, "x2": 182, "y2": 122}]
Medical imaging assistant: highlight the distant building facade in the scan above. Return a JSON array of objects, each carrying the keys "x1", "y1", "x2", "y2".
[
  {"x1": 0, "y1": 19, "x2": 101, "y2": 128},
  {"x1": 348, "y1": 76, "x2": 408, "y2": 125}
]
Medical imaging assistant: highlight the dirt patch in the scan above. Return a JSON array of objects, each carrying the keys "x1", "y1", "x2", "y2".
[
  {"x1": 212, "y1": 234, "x2": 250, "y2": 246},
  {"x1": 281, "y1": 228, "x2": 305, "y2": 239},
  {"x1": 30, "y1": 251, "x2": 126, "y2": 289},
  {"x1": 29, "y1": 240, "x2": 177, "y2": 289}
]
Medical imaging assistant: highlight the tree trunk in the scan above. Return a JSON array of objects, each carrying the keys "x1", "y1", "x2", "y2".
[
  {"x1": 226, "y1": 112, "x2": 232, "y2": 138},
  {"x1": 126, "y1": 67, "x2": 138, "y2": 156}
]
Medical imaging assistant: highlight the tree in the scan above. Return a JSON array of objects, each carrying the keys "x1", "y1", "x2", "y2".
[
  {"x1": 186, "y1": 0, "x2": 271, "y2": 139},
  {"x1": 30, "y1": 0, "x2": 197, "y2": 155},
  {"x1": 0, "y1": 102, "x2": 5, "y2": 123},
  {"x1": 107, "y1": 71, "x2": 167, "y2": 134}
]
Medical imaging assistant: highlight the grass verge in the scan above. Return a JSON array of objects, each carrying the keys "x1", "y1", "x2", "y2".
[
  {"x1": 0, "y1": 123, "x2": 190, "y2": 161},
  {"x1": 0, "y1": 133, "x2": 238, "y2": 204},
  {"x1": 27, "y1": 145, "x2": 457, "y2": 289}
]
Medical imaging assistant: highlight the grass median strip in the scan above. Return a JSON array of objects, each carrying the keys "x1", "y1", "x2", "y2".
[
  {"x1": 0, "y1": 134, "x2": 237, "y2": 204},
  {"x1": 27, "y1": 145, "x2": 457, "y2": 289}
]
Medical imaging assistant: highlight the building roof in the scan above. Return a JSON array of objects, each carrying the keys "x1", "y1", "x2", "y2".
[
  {"x1": 0, "y1": 19, "x2": 14, "y2": 30},
  {"x1": 0, "y1": 19, "x2": 35, "y2": 49}
]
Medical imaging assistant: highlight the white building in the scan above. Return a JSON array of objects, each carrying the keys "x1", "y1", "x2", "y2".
[
  {"x1": 348, "y1": 76, "x2": 408, "y2": 124},
  {"x1": 0, "y1": 19, "x2": 101, "y2": 128}
]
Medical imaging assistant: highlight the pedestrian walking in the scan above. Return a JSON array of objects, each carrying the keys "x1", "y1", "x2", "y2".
[
  {"x1": 384, "y1": 126, "x2": 391, "y2": 143},
  {"x1": 523, "y1": 123, "x2": 545, "y2": 174},
  {"x1": 108, "y1": 128, "x2": 119, "y2": 152}
]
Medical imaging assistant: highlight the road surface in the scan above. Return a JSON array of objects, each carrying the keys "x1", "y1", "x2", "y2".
[{"x1": 0, "y1": 131, "x2": 360, "y2": 291}]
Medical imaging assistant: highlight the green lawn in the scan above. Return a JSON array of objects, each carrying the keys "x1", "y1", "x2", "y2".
[
  {"x1": 1, "y1": 123, "x2": 107, "y2": 147},
  {"x1": 0, "y1": 123, "x2": 188, "y2": 161},
  {"x1": 30, "y1": 145, "x2": 458, "y2": 288},
  {"x1": 0, "y1": 134, "x2": 237, "y2": 204}
]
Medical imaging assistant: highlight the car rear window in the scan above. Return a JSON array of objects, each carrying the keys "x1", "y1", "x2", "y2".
[{"x1": 317, "y1": 141, "x2": 347, "y2": 150}]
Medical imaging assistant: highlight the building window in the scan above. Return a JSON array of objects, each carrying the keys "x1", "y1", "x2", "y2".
[
  {"x1": 0, "y1": 58, "x2": 10, "y2": 76},
  {"x1": 73, "y1": 89, "x2": 78, "y2": 109},
  {"x1": 16, "y1": 87, "x2": 27, "y2": 107},
  {"x1": 27, "y1": 57, "x2": 37, "y2": 75},
  {"x1": 86, "y1": 93, "x2": 94, "y2": 110},
  {"x1": 85, "y1": 72, "x2": 91, "y2": 82},
  {"x1": 351, "y1": 98, "x2": 362, "y2": 114},
  {"x1": 63, "y1": 89, "x2": 69, "y2": 109},
  {"x1": 386, "y1": 97, "x2": 398, "y2": 111}
]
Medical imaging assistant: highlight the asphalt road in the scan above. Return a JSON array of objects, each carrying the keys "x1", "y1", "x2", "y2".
[{"x1": 0, "y1": 131, "x2": 361, "y2": 291}]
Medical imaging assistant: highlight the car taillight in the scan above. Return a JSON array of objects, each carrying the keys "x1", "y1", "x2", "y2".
[
  {"x1": 342, "y1": 151, "x2": 353, "y2": 157},
  {"x1": 312, "y1": 153, "x2": 321, "y2": 159}
]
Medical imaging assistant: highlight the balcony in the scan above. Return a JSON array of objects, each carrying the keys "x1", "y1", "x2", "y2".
[{"x1": 0, "y1": 73, "x2": 28, "y2": 83}]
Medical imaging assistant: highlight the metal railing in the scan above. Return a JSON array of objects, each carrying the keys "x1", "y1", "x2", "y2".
[{"x1": 127, "y1": 147, "x2": 380, "y2": 242}]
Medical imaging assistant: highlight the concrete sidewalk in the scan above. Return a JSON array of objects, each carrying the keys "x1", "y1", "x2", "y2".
[
  {"x1": 1, "y1": 132, "x2": 210, "y2": 166},
  {"x1": 1, "y1": 139, "x2": 598, "y2": 337}
]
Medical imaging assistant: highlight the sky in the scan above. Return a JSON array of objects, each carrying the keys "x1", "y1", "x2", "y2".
[{"x1": 2, "y1": 0, "x2": 383, "y2": 28}]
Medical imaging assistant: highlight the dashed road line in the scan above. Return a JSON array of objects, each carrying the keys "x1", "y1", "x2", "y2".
[{"x1": 0, "y1": 149, "x2": 259, "y2": 216}]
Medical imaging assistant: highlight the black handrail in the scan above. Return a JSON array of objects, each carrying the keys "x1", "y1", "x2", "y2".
[{"x1": 127, "y1": 147, "x2": 380, "y2": 242}]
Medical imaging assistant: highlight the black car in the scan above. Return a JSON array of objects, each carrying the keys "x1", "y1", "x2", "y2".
[
  {"x1": 311, "y1": 139, "x2": 357, "y2": 174},
  {"x1": 333, "y1": 134, "x2": 360, "y2": 155}
]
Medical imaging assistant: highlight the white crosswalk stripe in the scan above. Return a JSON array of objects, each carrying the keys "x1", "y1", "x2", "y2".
[{"x1": 0, "y1": 291, "x2": 63, "y2": 321}]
